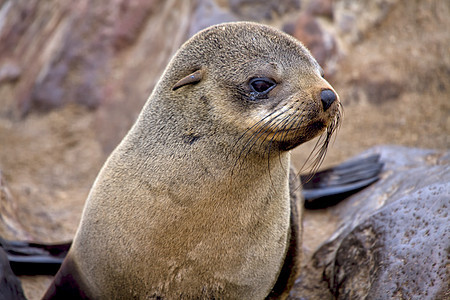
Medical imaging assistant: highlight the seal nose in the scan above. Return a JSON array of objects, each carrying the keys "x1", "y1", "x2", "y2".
[{"x1": 320, "y1": 89, "x2": 337, "y2": 111}]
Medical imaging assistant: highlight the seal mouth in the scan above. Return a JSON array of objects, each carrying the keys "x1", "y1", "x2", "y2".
[
  {"x1": 232, "y1": 100, "x2": 342, "y2": 173},
  {"x1": 277, "y1": 120, "x2": 327, "y2": 135},
  {"x1": 275, "y1": 118, "x2": 332, "y2": 151},
  {"x1": 301, "y1": 106, "x2": 342, "y2": 175}
]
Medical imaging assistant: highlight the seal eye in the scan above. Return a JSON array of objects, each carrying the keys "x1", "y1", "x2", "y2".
[{"x1": 249, "y1": 78, "x2": 276, "y2": 94}]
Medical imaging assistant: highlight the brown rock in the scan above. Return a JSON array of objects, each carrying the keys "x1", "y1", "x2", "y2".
[
  {"x1": 229, "y1": 0, "x2": 301, "y2": 21},
  {"x1": 0, "y1": 171, "x2": 31, "y2": 240},
  {"x1": 291, "y1": 146, "x2": 450, "y2": 299},
  {"x1": 188, "y1": 0, "x2": 238, "y2": 37},
  {"x1": 0, "y1": 0, "x2": 115, "y2": 114},
  {"x1": 112, "y1": 0, "x2": 159, "y2": 50},
  {"x1": 307, "y1": 0, "x2": 334, "y2": 18},
  {"x1": 0, "y1": 0, "x2": 159, "y2": 115},
  {"x1": 334, "y1": 0, "x2": 400, "y2": 44},
  {"x1": 291, "y1": 12, "x2": 338, "y2": 75},
  {"x1": 346, "y1": 78, "x2": 403, "y2": 104},
  {"x1": 0, "y1": 61, "x2": 21, "y2": 84}
]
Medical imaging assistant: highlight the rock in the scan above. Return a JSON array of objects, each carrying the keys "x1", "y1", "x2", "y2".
[
  {"x1": 334, "y1": 0, "x2": 400, "y2": 44},
  {"x1": 344, "y1": 78, "x2": 403, "y2": 104},
  {"x1": 306, "y1": 0, "x2": 334, "y2": 19},
  {"x1": 27, "y1": 0, "x2": 116, "y2": 113},
  {"x1": 112, "y1": 0, "x2": 159, "y2": 50},
  {"x1": 0, "y1": 62, "x2": 21, "y2": 84},
  {"x1": 325, "y1": 189, "x2": 449, "y2": 299},
  {"x1": 288, "y1": 12, "x2": 339, "y2": 76},
  {"x1": 0, "y1": 0, "x2": 160, "y2": 116},
  {"x1": 0, "y1": 0, "x2": 115, "y2": 114},
  {"x1": 290, "y1": 146, "x2": 450, "y2": 299},
  {"x1": 0, "y1": 171, "x2": 31, "y2": 240},
  {"x1": 229, "y1": 0, "x2": 301, "y2": 21},
  {"x1": 188, "y1": 0, "x2": 238, "y2": 37}
]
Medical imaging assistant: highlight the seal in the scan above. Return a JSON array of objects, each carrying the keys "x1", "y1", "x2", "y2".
[{"x1": 43, "y1": 21, "x2": 340, "y2": 299}]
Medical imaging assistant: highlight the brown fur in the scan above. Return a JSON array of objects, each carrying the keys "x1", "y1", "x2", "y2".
[{"x1": 44, "y1": 22, "x2": 340, "y2": 299}]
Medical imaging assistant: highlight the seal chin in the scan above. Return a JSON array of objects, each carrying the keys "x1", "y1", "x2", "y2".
[
  {"x1": 305, "y1": 120, "x2": 329, "y2": 138},
  {"x1": 276, "y1": 120, "x2": 328, "y2": 151}
]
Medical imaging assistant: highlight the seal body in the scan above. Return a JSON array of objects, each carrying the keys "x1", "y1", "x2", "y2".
[{"x1": 43, "y1": 22, "x2": 340, "y2": 299}]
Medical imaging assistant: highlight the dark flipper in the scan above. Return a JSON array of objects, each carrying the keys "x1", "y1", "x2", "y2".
[
  {"x1": 0, "y1": 247, "x2": 27, "y2": 300},
  {"x1": 42, "y1": 255, "x2": 90, "y2": 300},
  {"x1": 301, "y1": 154, "x2": 383, "y2": 209},
  {"x1": 0, "y1": 237, "x2": 70, "y2": 276}
]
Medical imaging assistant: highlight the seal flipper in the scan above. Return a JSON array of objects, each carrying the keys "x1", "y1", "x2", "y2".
[
  {"x1": 266, "y1": 167, "x2": 302, "y2": 300},
  {"x1": 0, "y1": 237, "x2": 70, "y2": 276},
  {"x1": 0, "y1": 247, "x2": 26, "y2": 300},
  {"x1": 302, "y1": 154, "x2": 383, "y2": 209},
  {"x1": 42, "y1": 255, "x2": 90, "y2": 300}
]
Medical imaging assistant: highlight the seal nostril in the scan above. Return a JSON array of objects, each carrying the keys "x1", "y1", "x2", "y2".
[{"x1": 320, "y1": 89, "x2": 337, "y2": 111}]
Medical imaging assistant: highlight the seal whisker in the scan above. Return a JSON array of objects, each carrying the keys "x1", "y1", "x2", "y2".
[
  {"x1": 260, "y1": 104, "x2": 303, "y2": 149},
  {"x1": 260, "y1": 108, "x2": 299, "y2": 182},
  {"x1": 277, "y1": 103, "x2": 308, "y2": 145},
  {"x1": 241, "y1": 109, "x2": 292, "y2": 160},
  {"x1": 265, "y1": 107, "x2": 306, "y2": 174},
  {"x1": 231, "y1": 107, "x2": 290, "y2": 173},
  {"x1": 264, "y1": 110, "x2": 297, "y2": 157},
  {"x1": 233, "y1": 119, "x2": 283, "y2": 176},
  {"x1": 276, "y1": 106, "x2": 308, "y2": 167},
  {"x1": 301, "y1": 109, "x2": 342, "y2": 182},
  {"x1": 264, "y1": 103, "x2": 307, "y2": 156},
  {"x1": 232, "y1": 108, "x2": 287, "y2": 153}
]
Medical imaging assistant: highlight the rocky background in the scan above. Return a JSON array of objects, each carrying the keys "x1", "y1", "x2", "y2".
[{"x1": 0, "y1": 0, "x2": 448, "y2": 299}]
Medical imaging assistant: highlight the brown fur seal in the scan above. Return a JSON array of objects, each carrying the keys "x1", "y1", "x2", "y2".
[{"x1": 43, "y1": 21, "x2": 340, "y2": 299}]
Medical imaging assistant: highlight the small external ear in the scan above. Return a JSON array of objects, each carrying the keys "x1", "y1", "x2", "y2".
[{"x1": 172, "y1": 69, "x2": 204, "y2": 91}]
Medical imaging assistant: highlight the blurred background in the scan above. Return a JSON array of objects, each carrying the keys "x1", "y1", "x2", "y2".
[{"x1": 0, "y1": 0, "x2": 448, "y2": 298}]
